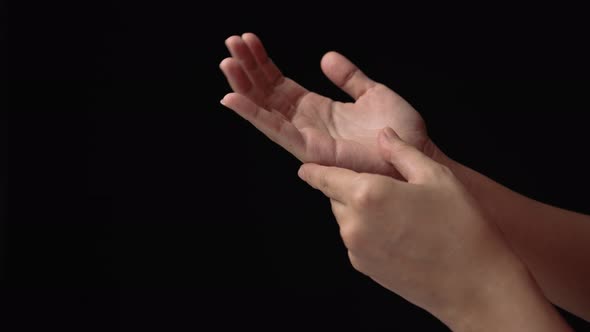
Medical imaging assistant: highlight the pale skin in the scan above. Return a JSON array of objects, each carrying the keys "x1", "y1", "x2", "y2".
[
  {"x1": 219, "y1": 32, "x2": 590, "y2": 329},
  {"x1": 299, "y1": 128, "x2": 572, "y2": 331}
]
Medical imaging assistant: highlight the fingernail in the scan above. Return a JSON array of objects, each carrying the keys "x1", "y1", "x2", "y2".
[
  {"x1": 220, "y1": 98, "x2": 226, "y2": 105},
  {"x1": 297, "y1": 166, "x2": 306, "y2": 179}
]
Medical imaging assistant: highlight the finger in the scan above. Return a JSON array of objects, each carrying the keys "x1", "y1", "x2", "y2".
[
  {"x1": 320, "y1": 52, "x2": 377, "y2": 101},
  {"x1": 378, "y1": 127, "x2": 440, "y2": 183},
  {"x1": 219, "y1": 57, "x2": 253, "y2": 95},
  {"x1": 220, "y1": 56, "x2": 297, "y2": 117},
  {"x1": 221, "y1": 93, "x2": 305, "y2": 159},
  {"x1": 242, "y1": 33, "x2": 310, "y2": 116},
  {"x1": 225, "y1": 35, "x2": 272, "y2": 94},
  {"x1": 241, "y1": 32, "x2": 282, "y2": 84},
  {"x1": 297, "y1": 163, "x2": 360, "y2": 204}
]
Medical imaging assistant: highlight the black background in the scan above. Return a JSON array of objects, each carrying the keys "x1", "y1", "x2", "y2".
[{"x1": 3, "y1": 2, "x2": 590, "y2": 331}]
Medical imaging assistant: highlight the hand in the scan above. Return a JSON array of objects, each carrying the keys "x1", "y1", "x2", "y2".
[
  {"x1": 297, "y1": 127, "x2": 529, "y2": 327},
  {"x1": 220, "y1": 33, "x2": 431, "y2": 176}
]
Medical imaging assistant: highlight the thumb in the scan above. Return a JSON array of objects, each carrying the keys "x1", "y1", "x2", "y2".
[
  {"x1": 320, "y1": 52, "x2": 376, "y2": 101},
  {"x1": 378, "y1": 127, "x2": 439, "y2": 182}
]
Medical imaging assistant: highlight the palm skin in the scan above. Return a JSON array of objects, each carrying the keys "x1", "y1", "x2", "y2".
[{"x1": 220, "y1": 33, "x2": 433, "y2": 176}]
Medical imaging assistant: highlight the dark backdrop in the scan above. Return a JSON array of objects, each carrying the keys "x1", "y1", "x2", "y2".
[{"x1": 3, "y1": 2, "x2": 590, "y2": 331}]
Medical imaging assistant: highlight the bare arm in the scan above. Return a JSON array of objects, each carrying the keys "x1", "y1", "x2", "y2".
[
  {"x1": 299, "y1": 129, "x2": 573, "y2": 332},
  {"x1": 219, "y1": 33, "x2": 589, "y2": 322},
  {"x1": 432, "y1": 144, "x2": 590, "y2": 321}
]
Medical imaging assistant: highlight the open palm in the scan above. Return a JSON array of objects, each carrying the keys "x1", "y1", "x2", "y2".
[{"x1": 220, "y1": 33, "x2": 432, "y2": 176}]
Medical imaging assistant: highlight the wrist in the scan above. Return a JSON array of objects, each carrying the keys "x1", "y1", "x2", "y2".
[
  {"x1": 423, "y1": 138, "x2": 456, "y2": 173},
  {"x1": 425, "y1": 139, "x2": 488, "y2": 211}
]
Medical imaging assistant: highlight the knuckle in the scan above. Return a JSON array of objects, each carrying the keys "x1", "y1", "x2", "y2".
[
  {"x1": 351, "y1": 176, "x2": 385, "y2": 209},
  {"x1": 438, "y1": 164, "x2": 454, "y2": 177},
  {"x1": 340, "y1": 224, "x2": 368, "y2": 253},
  {"x1": 347, "y1": 251, "x2": 366, "y2": 273},
  {"x1": 423, "y1": 163, "x2": 454, "y2": 181},
  {"x1": 330, "y1": 201, "x2": 346, "y2": 219}
]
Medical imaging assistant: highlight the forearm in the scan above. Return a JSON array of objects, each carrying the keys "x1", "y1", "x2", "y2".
[
  {"x1": 433, "y1": 145, "x2": 590, "y2": 320},
  {"x1": 447, "y1": 259, "x2": 573, "y2": 332}
]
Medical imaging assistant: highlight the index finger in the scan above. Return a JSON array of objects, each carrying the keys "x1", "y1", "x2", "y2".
[{"x1": 298, "y1": 163, "x2": 361, "y2": 204}]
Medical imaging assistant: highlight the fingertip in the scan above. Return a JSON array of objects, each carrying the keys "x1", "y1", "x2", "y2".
[
  {"x1": 219, "y1": 93, "x2": 260, "y2": 119},
  {"x1": 297, "y1": 164, "x2": 307, "y2": 180},
  {"x1": 219, "y1": 57, "x2": 243, "y2": 73},
  {"x1": 377, "y1": 127, "x2": 390, "y2": 145},
  {"x1": 219, "y1": 57, "x2": 232, "y2": 70},
  {"x1": 320, "y1": 51, "x2": 341, "y2": 70},
  {"x1": 298, "y1": 163, "x2": 319, "y2": 179},
  {"x1": 241, "y1": 32, "x2": 258, "y2": 41},
  {"x1": 242, "y1": 32, "x2": 271, "y2": 65},
  {"x1": 384, "y1": 127, "x2": 401, "y2": 140},
  {"x1": 225, "y1": 35, "x2": 242, "y2": 48},
  {"x1": 220, "y1": 93, "x2": 231, "y2": 106},
  {"x1": 321, "y1": 51, "x2": 341, "y2": 60},
  {"x1": 221, "y1": 92, "x2": 239, "y2": 104}
]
